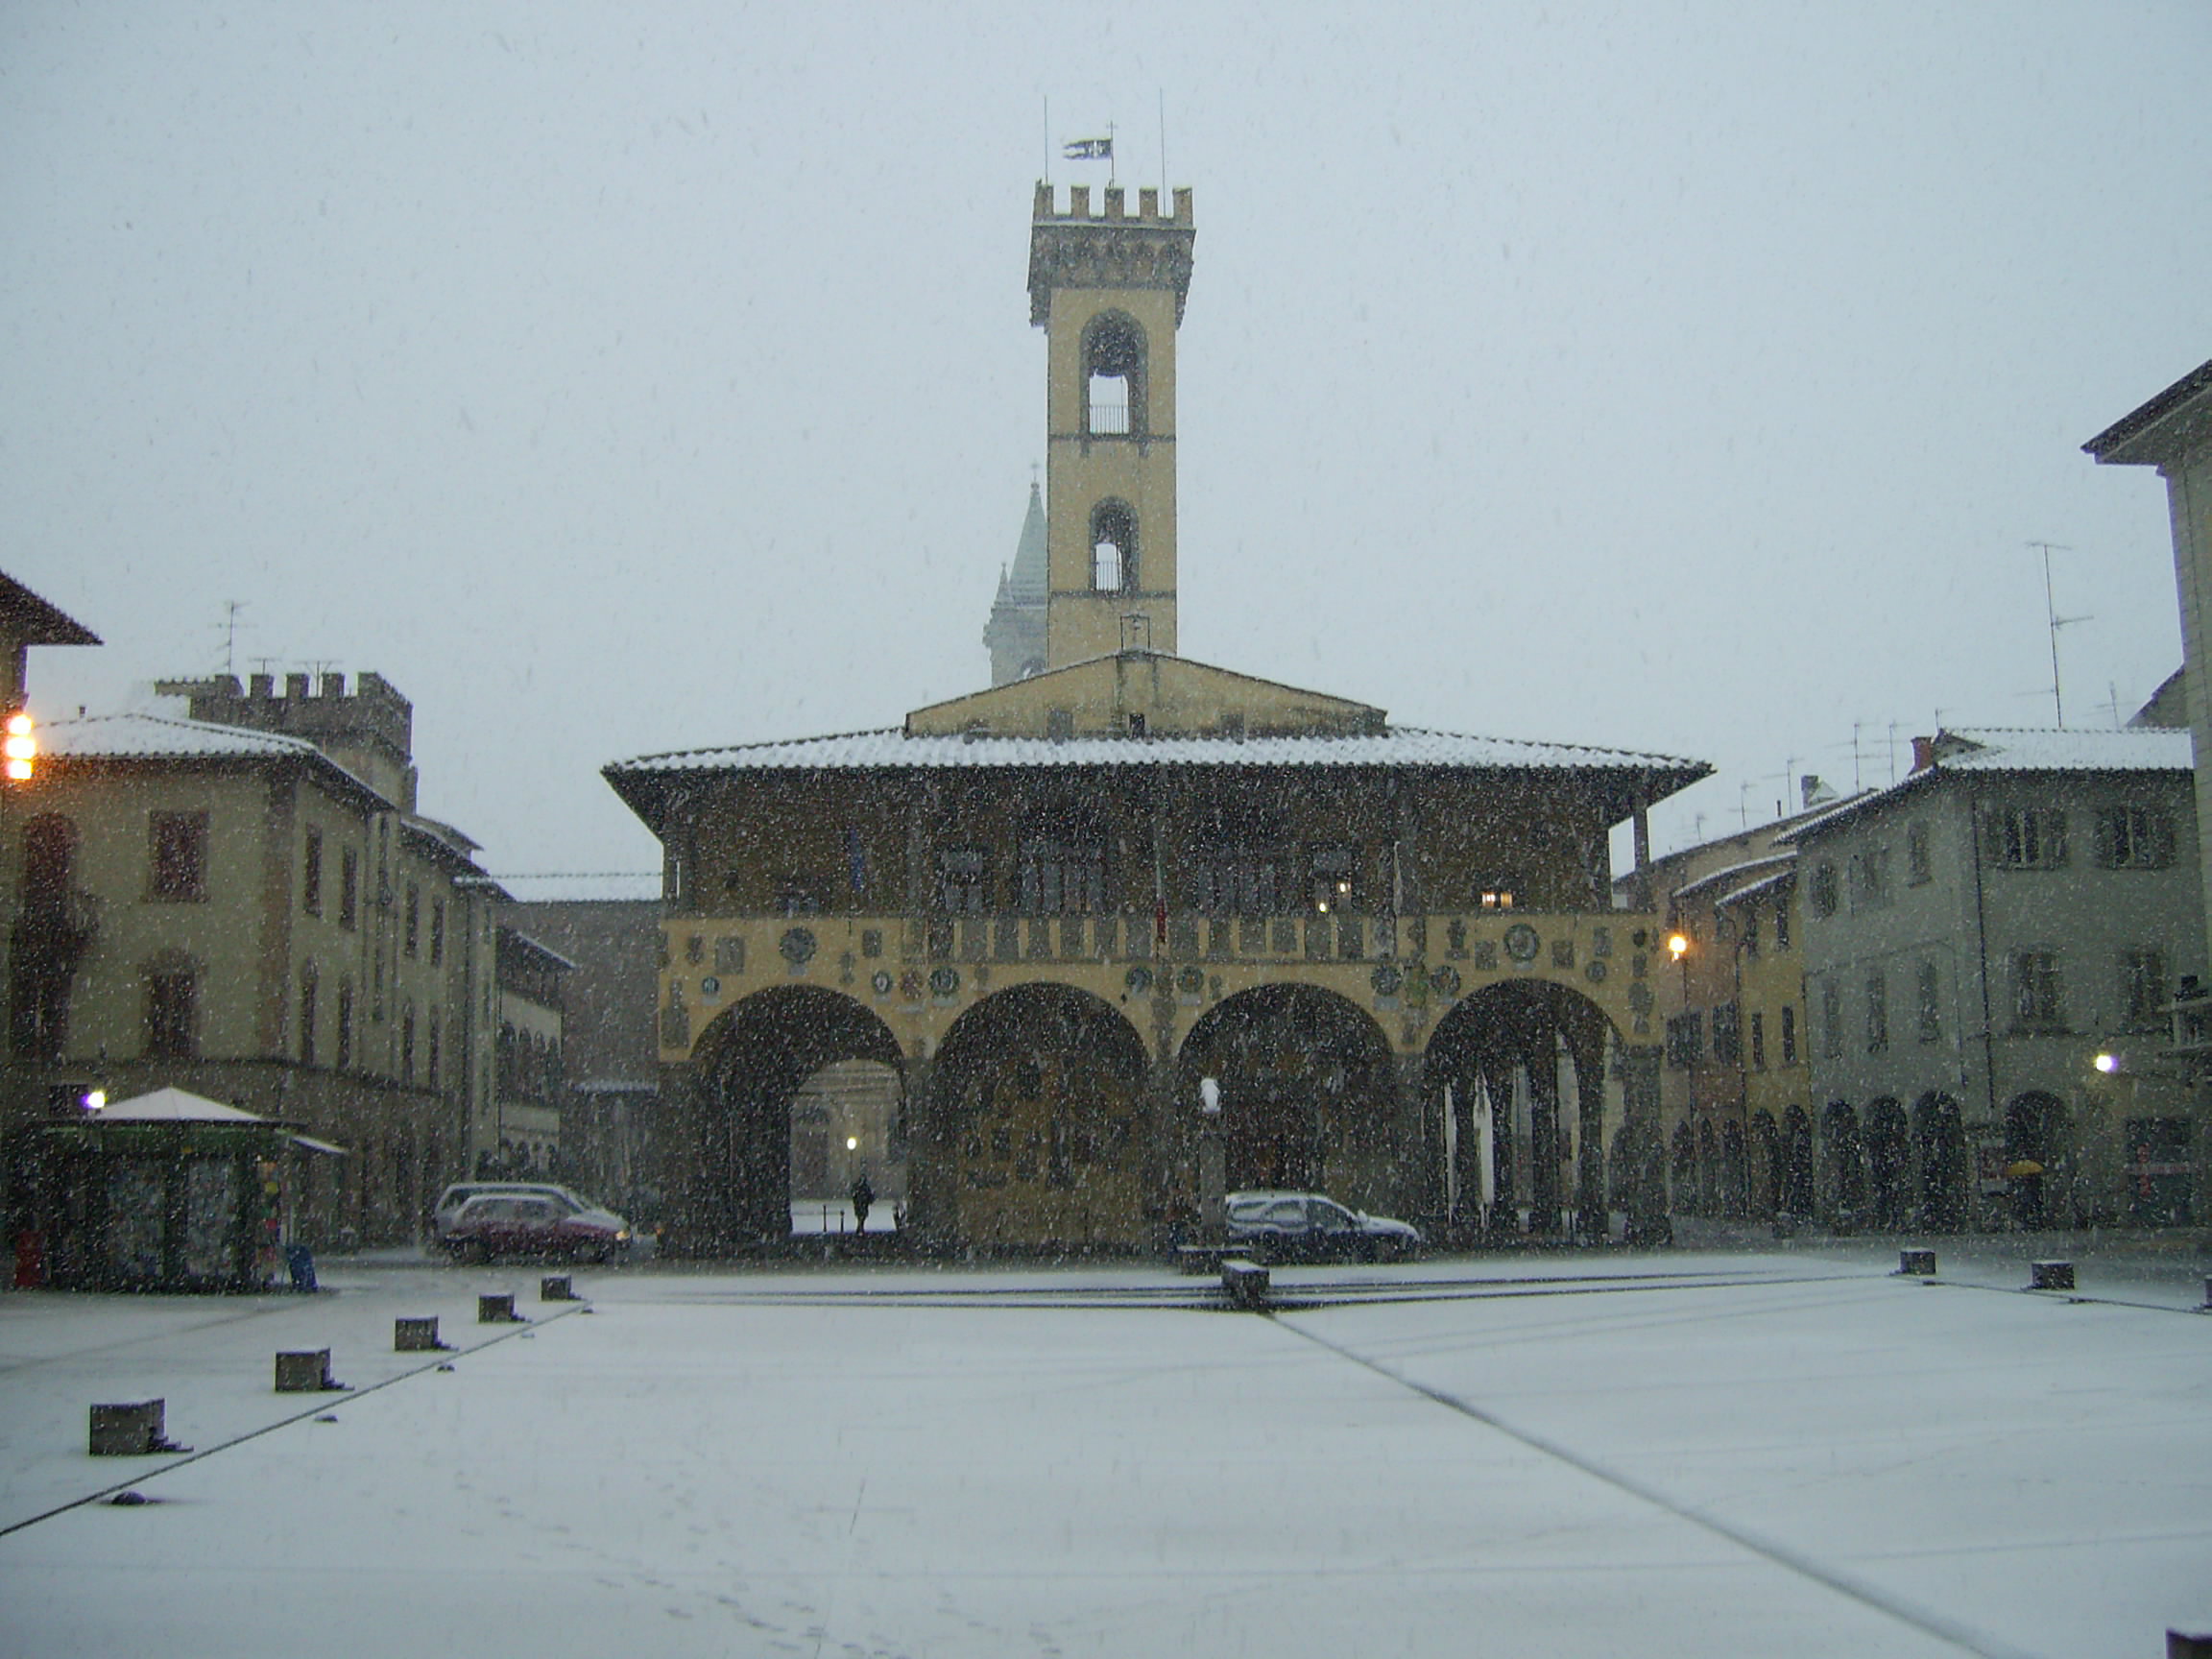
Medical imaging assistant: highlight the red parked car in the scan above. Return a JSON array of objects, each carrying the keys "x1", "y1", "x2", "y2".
[{"x1": 441, "y1": 1192, "x2": 631, "y2": 1263}]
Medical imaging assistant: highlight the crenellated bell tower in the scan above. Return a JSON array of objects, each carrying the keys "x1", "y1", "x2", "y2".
[{"x1": 1027, "y1": 181, "x2": 1195, "y2": 669}]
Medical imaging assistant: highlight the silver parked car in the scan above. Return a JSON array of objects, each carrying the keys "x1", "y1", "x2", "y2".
[{"x1": 1225, "y1": 1190, "x2": 1423, "y2": 1262}]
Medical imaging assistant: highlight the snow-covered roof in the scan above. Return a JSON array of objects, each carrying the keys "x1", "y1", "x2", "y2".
[
  {"x1": 1779, "y1": 726, "x2": 2194, "y2": 845},
  {"x1": 97, "y1": 1087, "x2": 265, "y2": 1122},
  {"x1": 496, "y1": 872, "x2": 662, "y2": 903},
  {"x1": 40, "y1": 709, "x2": 329, "y2": 762},
  {"x1": 608, "y1": 725, "x2": 1704, "y2": 778},
  {"x1": 1931, "y1": 726, "x2": 2193, "y2": 773},
  {"x1": 1670, "y1": 853, "x2": 1794, "y2": 902},
  {"x1": 1715, "y1": 867, "x2": 1794, "y2": 909}
]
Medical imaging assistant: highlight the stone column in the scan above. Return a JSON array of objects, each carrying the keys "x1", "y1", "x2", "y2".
[
  {"x1": 1574, "y1": 1035, "x2": 1609, "y2": 1241},
  {"x1": 1618, "y1": 1044, "x2": 1671, "y2": 1246}
]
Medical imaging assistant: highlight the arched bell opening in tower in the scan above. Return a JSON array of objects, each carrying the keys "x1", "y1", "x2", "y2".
[{"x1": 1081, "y1": 310, "x2": 1147, "y2": 438}]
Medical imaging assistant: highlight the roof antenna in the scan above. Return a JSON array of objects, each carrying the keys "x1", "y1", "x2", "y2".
[{"x1": 2030, "y1": 541, "x2": 2090, "y2": 727}]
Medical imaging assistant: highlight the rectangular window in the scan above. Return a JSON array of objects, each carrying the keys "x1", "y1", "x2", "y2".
[
  {"x1": 340, "y1": 848, "x2": 360, "y2": 930},
  {"x1": 1820, "y1": 979, "x2": 1843, "y2": 1058},
  {"x1": 302, "y1": 827, "x2": 324, "y2": 916},
  {"x1": 1195, "y1": 847, "x2": 1285, "y2": 917},
  {"x1": 1666, "y1": 1012, "x2": 1704, "y2": 1070},
  {"x1": 427, "y1": 1014, "x2": 442, "y2": 1092},
  {"x1": 149, "y1": 811, "x2": 208, "y2": 902},
  {"x1": 1780, "y1": 1004, "x2": 1799, "y2": 1067},
  {"x1": 2009, "y1": 950, "x2": 2064, "y2": 1031},
  {"x1": 1712, "y1": 1002, "x2": 1743, "y2": 1067},
  {"x1": 1310, "y1": 845, "x2": 1358, "y2": 913},
  {"x1": 430, "y1": 900, "x2": 445, "y2": 966},
  {"x1": 400, "y1": 1004, "x2": 416, "y2": 1085},
  {"x1": 1742, "y1": 911, "x2": 1760, "y2": 958},
  {"x1": 146, "y1": 970, "x2": 197, "y2": 1058},
  {"x1": 1864, "y1": 970, "x2": 1888, "y2": 1051},
  {"x1": 935, "y1": 847, "x2": 990, "y2": 914},
  {"x1": 1907, "y1": 822, "x2": 1932, "y2": 885},
  {"x1": 1916, "y1": 960, "x2": 1941, "y2": 1043},
  {"x1": 1020, "y1": 838, "x2": 1104, "y2": 915},
  {"x1": 1810, "y1": 862, "x2": 1839, "y2": 918},
  {"x1": 404, "y1": 883, "x2": 421, "y2": 957},
  {"x1": 336, "y1": 982, "x2": 354, "y2": 1071},
  {"x1": 2121, "y1": 949, "x2": 2167, "y2": 1030},
  {"x1": 300, "y1": 966, "x2": 319, "y2": 1065},
  {"x1": 1847, "y1": 851, "x2": 1889, "y2": 911},
  {"x1": 1749, "y1": 1010, "x2": 1767, "y2": 1070},
  {"x1": 1984, "y1": 805, "x2": 2068, "y2": 870},
  {"x1": 2095, "y1": 805, "x2": 2176, "y2": 869},
  {"x1": 1772, "y1": 898, "x2": 1791, "y2": 951}
]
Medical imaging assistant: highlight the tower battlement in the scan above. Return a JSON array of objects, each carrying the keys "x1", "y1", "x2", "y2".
[
  {"x1": 1029, "y1": 183, "x2": 1196, "y2": 326},
  {"x1": 1031, "y1": 182, "x2": 1193, "y2": 226},
  {"x1": 156, "y1": 669, "x2": 418, "y2": 809}
]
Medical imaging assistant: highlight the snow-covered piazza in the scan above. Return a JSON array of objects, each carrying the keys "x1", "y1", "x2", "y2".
[{"x1": 3, "y1": 1238, "x2": 2207, "y2": 1659}]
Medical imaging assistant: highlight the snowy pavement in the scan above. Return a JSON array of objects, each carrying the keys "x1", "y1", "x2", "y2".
[{"x1": 2, "y1": 1243, "x2": 2207, "y2": 1658}]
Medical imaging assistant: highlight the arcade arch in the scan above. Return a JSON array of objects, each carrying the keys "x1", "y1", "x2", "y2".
[
  {"x1": 931, "y1": 983, "x2": 1149, "y2": 1248},
  {"x1": 1175, "y1": 984, "x2": 1399, "y2": 1208},
  {"x1": 1424, "y1": 979, "x2": 1617, "y2": 1237},
  {"x1": 2004, "y1": 1091, "x2": 2067, "y2": 1229},
  {"x1": 689, "y1": 987, "x2": 905, "y2": 1247},
  {"x1": 1913, "y1": 1092, "x2": 1968, "y2": 1232}
]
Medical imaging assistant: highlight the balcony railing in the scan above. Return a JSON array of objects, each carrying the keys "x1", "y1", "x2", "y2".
[{"x1": 1084, "y1": 400, "x2": 1129, "y2": 436}]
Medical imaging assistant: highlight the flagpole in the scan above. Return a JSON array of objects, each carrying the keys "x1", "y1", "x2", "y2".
[
  {"x1": 1158, "y1": 90, "x2": 1167, "y2": 204},
  {"x1": 1043, "y1": 95, "x2": 1050, "y2": 189}
]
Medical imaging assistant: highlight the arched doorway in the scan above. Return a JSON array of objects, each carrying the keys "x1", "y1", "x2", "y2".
[
  {"x1": 2004, "y1": 1091, "x2": 2066, "y2": 1230},
  {"x1": 1912, "y1": 1093, "x2": 1967, "y2": 1233},
  {"x1": 1865, "y1": 1098, "x2": 1908, "y2": 1229},
  {"x1": 1750, "y1": 1111, "x2": 1780, "y2": 1218},
  {"x1": 1822, "y1": 1101, "x2": 1864, "y2": 1222},
  {"x1": 1779, "y1": 1104, "x2": 1815, "y2": 1219},
  {"x1": 1424, "y1": 980, "x2": 1617, "y2": 1238},
  {"x1": 932, "y1": 983, "x2": 1149, "y2": 1248},
  {"x1": 1178, "y1": 983, "x2": 1398, "y2": 1211},
  {"x1": 688, "y1": 987, "x2": 905, "y2": 1248},
  {"x1": 1695, "y1": 1120, "x2": 1719, "y2": 1216},
  {"x1": 1720, "y1": 1121, "x2": 1748, "y2": 1218},
  {"x1": 1671, "y1": 1119, "x2": 1696, "y2": 1214}
]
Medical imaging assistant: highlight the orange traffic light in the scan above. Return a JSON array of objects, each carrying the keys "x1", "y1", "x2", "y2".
[{"x1": 2, "y1": 710, "x2": 34, "y2": 781}]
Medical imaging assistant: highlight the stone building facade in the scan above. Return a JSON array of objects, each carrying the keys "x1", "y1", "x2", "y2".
[
  {"x1": 1785, "y1": 727, "x2": 2203, "y2": 1229},
  {"x1": 1, "y1": 676, "x2": 508, "y2": 1248},
  {"x1": 606, "y1": 182, "x2": 1709, "y2": 1255}
]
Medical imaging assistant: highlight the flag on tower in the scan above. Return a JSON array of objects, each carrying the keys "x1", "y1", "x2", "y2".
[{"x1": 1063, "y1": 136, "x2": 1113, "y2": 159}]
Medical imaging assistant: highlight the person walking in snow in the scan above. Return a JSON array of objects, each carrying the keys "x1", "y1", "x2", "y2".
[{"x1": 850, "y1": 1170, "x2": 874, "y2": 1233}]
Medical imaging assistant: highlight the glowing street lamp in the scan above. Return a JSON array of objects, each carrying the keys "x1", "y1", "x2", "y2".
[
  {"x1": 3, "y1": 709, "x2": 36, "y2": 781},
  {"x1": 1668, "y1": 932, "x2": 1690, "y2": 962}
]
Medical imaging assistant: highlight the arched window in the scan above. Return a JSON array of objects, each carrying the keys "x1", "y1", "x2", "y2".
[
  {"x1": 1081, "y1": 311, "x2": 1146, "y2": 437},
  {"x1": 1091, "y1": 499, "x2": 1137, "y2": 593}
]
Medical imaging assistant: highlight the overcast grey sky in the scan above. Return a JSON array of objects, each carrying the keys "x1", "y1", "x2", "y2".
[{"x1": 6, "y1": 2, "x2": 2208, "y2": 877}]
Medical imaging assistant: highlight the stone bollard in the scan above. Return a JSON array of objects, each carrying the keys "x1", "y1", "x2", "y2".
[
  {"x1": 395, "y1": 1316, "x2": 449, "y2": 1352},
  {"x1": 1221, "y1": 1258, "x2": 1271, "y2": 1311},
  {"x1": 275, "y1": 1349, "x2": 348, "y2": 1392},
  {"x1": 2029, "y1": 1260, "x2": 2075, "y2": 1291},
  {"x1": 89, "y1": 1400, "x2": 188, "y2": 1456},
  {"x1": 540, "y1": 1275, "x2": 576, "y2": 1301},
  {"x1": 478, "y1": 1292, "x2": 523, "y2": 1323},
  {"x1": 1897, "y1": 1248, "x2": 1937, "y2": 1277}
]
